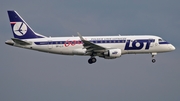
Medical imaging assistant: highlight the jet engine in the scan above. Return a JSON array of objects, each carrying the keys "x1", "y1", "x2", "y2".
[{"x1": 103, "y1": 49, "x2": 122, "y2": 59}]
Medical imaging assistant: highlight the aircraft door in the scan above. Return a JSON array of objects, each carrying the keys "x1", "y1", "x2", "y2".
[
  {"x1": 149, "y1": 39, "x2": 155, "y2": 47},
  {"x1": 48, "y1": 37, "x2": 53, "y2": 49}
]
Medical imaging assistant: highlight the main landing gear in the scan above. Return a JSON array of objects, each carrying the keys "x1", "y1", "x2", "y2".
[
  {"x1": 88, "y1": 57, "x2": 97, "y2": 64},
  {"x1": 151, "y1": 53, "x2": 157, "y2": 63}
]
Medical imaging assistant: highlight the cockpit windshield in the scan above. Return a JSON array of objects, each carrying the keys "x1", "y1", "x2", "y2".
[{"x1": 158, "y1": 39, "x2": 165, "y2": 42}]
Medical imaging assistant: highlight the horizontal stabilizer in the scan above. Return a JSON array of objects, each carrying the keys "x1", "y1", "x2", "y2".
[{"x1": 11, "y1": 38, "x2": 32, "y2": 45}]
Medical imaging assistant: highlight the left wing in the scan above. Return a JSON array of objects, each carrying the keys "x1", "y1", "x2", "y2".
[{"x1": 77, "y1": 32, "x2": 106, "y2": 52}]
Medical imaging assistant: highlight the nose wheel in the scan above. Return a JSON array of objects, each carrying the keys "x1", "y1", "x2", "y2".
[
  {"x1": 88, "y1": 57, "x2": 97, "y2": 64},
  {"x1": 152, "y1": 59, "x2": 156, "y2": 63}
]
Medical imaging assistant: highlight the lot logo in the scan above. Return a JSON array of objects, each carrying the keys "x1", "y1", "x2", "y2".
[
  {"x1": 13, "y1": 22, "x2": 27, "y2": 36},
  {"x1": 125, "y1": 39, "x2": 154, "y2": 50}
]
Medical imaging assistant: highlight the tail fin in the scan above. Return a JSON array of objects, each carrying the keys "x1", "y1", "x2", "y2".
[{"x1": 7, "y1": 10, "x2": 46, "y2": 39}]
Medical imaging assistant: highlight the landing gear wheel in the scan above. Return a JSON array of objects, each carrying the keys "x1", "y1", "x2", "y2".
[
  {"x1": 88, "y1": 58, "x2": 97, "y2": 64},
  {"x1": 91, "y1": 58, "x2": 96, "y2": 63},
  {"x1": 152, "y1": 59, "x2": 156, "y2": 63},
  {"x1": 88, "y1": 59, "x2": 93, "y2": 64}
]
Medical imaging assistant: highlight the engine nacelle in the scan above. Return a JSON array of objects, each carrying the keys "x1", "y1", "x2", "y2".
[{"x1": 103, "y1": 49, "x2": 122, "y2": 59}]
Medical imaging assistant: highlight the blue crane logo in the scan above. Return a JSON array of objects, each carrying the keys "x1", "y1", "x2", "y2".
[{"x1": 13, "y1": 22, "x2": 27, "y2": 36}]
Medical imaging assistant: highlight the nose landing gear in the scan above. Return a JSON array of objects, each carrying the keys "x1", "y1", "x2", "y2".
[{"x1": 151, "y1": 53, "x2": 157, "y2": 63}]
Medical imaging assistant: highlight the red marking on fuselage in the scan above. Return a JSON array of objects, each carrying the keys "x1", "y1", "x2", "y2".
[{"x1": 64, "y1": 39, "x2": 82, "y2": 47}]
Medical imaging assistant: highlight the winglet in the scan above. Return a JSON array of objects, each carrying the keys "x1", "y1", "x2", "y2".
[{"x1": 77, "y1": 32, "x2": 84, "y2": 41}]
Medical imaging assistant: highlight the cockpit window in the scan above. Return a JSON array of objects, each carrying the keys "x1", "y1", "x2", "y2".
[{"x1": 158, "y1": 39, "x2": 164, "y2": 42}]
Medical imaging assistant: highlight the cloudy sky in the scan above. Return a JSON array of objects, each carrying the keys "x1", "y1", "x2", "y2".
[{"x1": 0, "y1": 0, "x2": 180, "y2": 101}]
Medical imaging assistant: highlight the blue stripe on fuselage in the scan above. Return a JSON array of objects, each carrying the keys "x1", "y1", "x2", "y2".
[
  {"x1": 34, "y1": 39, "x2": 164, "y2": 46},
  {"x1": 159, "y1": 42, "x2": 169, "y2": 44},
  {"x1": 34, "y1": 40, "x2": 126, "y2": 45}
]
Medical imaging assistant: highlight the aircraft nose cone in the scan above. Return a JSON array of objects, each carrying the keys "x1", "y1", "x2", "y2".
[{"x1": 170, "y1": 44, "x2": 176, "y2": 51}]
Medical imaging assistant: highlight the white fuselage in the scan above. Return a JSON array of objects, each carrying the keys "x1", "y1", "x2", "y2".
[
  {"x1": 11, "y1": 35, "x2": 175, "y2": 57},
  {"x1": 6, "y1": 10, "x2": 176, "y2": 64}
]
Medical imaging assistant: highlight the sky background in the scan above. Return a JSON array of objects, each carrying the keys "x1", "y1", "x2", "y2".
[{"x1": 0, "y1": 0, "x2": 180, "y2": 101}]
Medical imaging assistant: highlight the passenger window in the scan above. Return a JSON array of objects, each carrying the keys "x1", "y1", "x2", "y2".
[{"x1": 103, "y1": 40, "x2": 106, "y2": 43}]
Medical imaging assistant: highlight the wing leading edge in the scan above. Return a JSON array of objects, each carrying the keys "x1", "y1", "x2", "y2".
[{"x1": 77, "y1": 32, "x2": 106, "y2": 52}]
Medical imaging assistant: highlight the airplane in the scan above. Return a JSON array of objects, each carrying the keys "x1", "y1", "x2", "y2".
[{"x1": 5, "y1": 10, "x2": 176, "y2": 64}]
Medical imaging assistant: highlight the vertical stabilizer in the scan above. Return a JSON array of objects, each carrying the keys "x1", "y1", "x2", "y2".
[{"x1": 7, "y1": 10, "x2": 45, "y2": 39}]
